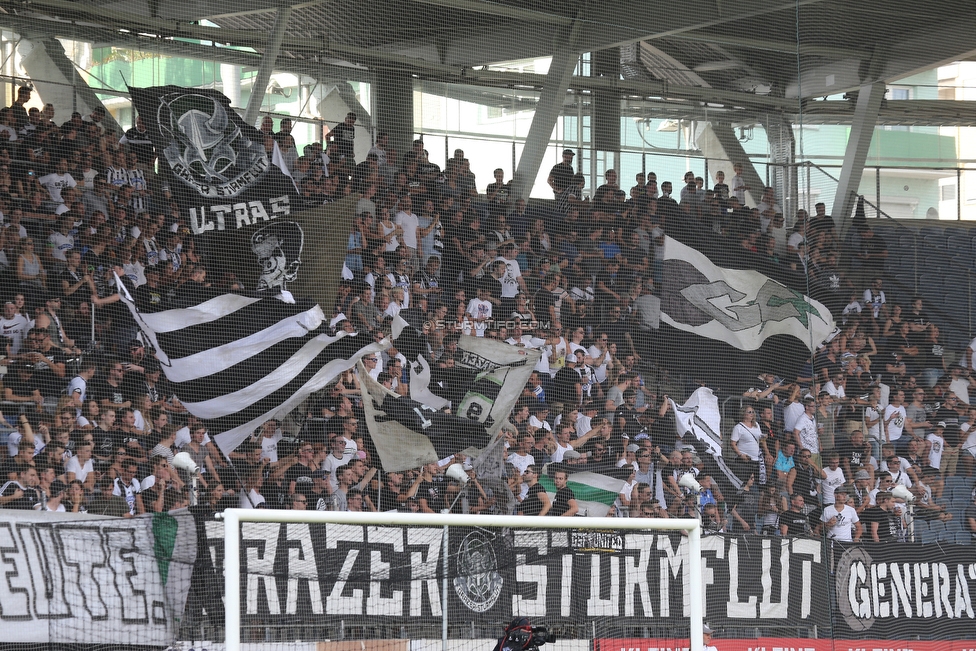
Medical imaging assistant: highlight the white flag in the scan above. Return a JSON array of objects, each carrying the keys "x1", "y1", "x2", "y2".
[{"x1": 660, "y1": 235, "x2": 834, "y2": 351}]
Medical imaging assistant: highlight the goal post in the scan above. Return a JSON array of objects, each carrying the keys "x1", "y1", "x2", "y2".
[{"x1": 221, "y1": 509, "x2": 704, "y2": 651}]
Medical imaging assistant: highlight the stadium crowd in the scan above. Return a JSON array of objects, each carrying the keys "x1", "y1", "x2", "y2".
[{"x1": 1, "y1": 87, "x2": 975, "y2": 545}]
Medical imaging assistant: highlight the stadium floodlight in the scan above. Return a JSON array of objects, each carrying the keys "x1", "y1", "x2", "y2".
[{"x1": 221, "y1": 510, "x2": 705, "y2": 651}]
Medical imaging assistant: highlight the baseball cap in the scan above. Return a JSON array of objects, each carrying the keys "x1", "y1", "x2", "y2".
[
  {"x1": 936, "y1": 421, "x2": 947, "y2": 428},
  {"x1": 702, "y1": 624, "x2": 713, "y2": 635},
  {"x1": 854, "y1": 470, "x2": 870, "y2": 480}
]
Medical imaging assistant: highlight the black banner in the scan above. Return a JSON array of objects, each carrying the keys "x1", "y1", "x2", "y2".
[
  {"x1": 205, "y1": 523, "x2": 834, "y2": 628},
  {"x1": 829, "y1": 541, "x2": 976, "y2": 640},
  {"x1": 130, "y1": 85, "x2": 357, "y2": 310},
  {"x1": 130, "y1": 86, "x2": 302, "y2": 233},
  {"x1": 203, "y1": 522, "x2": 976, "y2": 638}
]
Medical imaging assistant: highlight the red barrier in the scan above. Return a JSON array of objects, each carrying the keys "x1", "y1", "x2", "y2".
[{"x1": 595, "y1": 639, "x2": 976, "y2": 651}]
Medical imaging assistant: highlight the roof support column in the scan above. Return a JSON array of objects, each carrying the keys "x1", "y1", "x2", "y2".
[
  {"x1": 511, "y1": 12, "x2": 584, "y2": 201},
  {"x1": 832, "y1": 81, "x2": 884, "y2": 239},
  {"x1": 374, "y1": 69, "x2": 414, "y2": 162},
  {"x1": 243, "y1": 7, "x2": 292, "y2": 126}
]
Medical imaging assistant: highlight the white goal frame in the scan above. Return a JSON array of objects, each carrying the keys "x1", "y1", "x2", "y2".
[{"x1": 221, "y1": 510, "x2": 704, "y2": 651}]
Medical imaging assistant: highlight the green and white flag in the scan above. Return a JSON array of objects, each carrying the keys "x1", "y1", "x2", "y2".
[
  {"x1": 660, "y1": 235, "x2": 834, "y2": 351},
  {"x1": 539, "y1": 463, "x2": 632, "y2": 517}
]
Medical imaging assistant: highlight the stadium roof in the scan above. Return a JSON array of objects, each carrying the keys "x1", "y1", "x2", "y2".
[{"x1": 1, "y1": 0, "x2": 975, "y2": 122}]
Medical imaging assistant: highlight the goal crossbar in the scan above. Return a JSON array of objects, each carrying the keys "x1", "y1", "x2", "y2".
[{"x1": 221, "y1": 509, "x2": 704, "y2": 651}]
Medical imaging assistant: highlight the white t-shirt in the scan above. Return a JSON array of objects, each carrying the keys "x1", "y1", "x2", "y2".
[
  {"x1": 6, "y1": 430, "x2": 44, "y2": 457},
  {"x1": 576, "y1": 413, "x2": 592, "y2": 438},
  {"x1": 0, "y1": 314, "x2": 31, "y2": 354},
  {"x1": 48, "y1": 231, "x2": 74, "y2": 261},
  {"x1": 465, "y1": 298, "x2": 492, "y2": 335},
  {"x1": 396, "y1": 210, "x2": 419, "y2": 250},
  {"x1": 494, "y1": 257, "x2": 523, "y2": 298},
  {"x1": 586, "y1": 345, "x2": 610, "y2": 383},
  {"x1": 926, "y1": 432, "x2": 945, "y2": 470},
  {"x1": 508, "y1": 452, "x2": 535, "y2": 476},
  {"x1": 730, "y1": 173, "x2": 747, "y2": 204},
  {"x1": 550, "y1": 441, "x2": 573, "y2": 463},
  {"x1": 261, "y1": 431, "x2": 283, "y2": 463},
  {"x1": 64, "y1": 456, "x2": 94, "y2": 483},
  {"x1": 821, "y1": 503, "x2": 860, "y2": 541},
  {"x1": 240, "y1": 489, "x2": 266, "y2": 509},
  {"x1": 783, "y1": 400, "x2": 805, "y2": 435},
  {"x1": 528, "y1": 415, "x2": 552, "y2": 434},
  {"x1": 37, "y1": 172, "x2": 77, "y2": 204},
  {"x1": 887, "y1": 466, "x2": 913, "y2": 489},
  {"x1": 821, "y1": 466, "x2": 847, "y2": 504},
  {"x1": 787, "y1": 231, "x2": 805, "y2": 252},
  {"x1": 884, "y1": 404, "x2": 907, "y2": 442},
  {"x1": 731, "y1": 422, "x2": 763, "y2": 460},
  {"x1": 962, "y1": 424, "x2": 976, "y2": 459},
  {"x1": 968, "y1": 337, "x2": 976, "y2": 373},
  {"x1": 794, "y1": 413, "x2": 819, "y2": 454},
  {"x1": 321, "y1": 451, "x2": 354, "y2": 476}
]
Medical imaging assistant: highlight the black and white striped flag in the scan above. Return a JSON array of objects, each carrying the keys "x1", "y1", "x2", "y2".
[{"x1": 116, "y1": 276, "x2": 384, "y2": 455}]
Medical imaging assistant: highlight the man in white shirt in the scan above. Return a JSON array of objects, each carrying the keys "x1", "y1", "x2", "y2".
[
  {"x1": 882, "y1": 455, "x2": 913, "y2": 489},
  {"x1": 947, "y1": 364, "x2": 974, "y2": 405},
  {"x1": 321, "y1": 434, "x2": 354, "y2": 482},
  {"x1": 823, "y1": 373, "x2": 848, "y2": 417},
  {"x1": 494, "y1": 242, "x2": 527, "y2": 317},
  {"x1": 257, "y1": 420, "x2": 283, "y2": 463},
  {"x1": 508, "y1": 433, "x2": 536, "y2": 476},
  {"x1": 47, "y1": 213, "x2": 75, "y2": 266},
  {"x1": 782, "y1": 394, "x2": 805, "y2": 440},
  {"x1": 37, "y1": 157, "x2": 77, "y2": 208},
  {"x1": 465, "y1": 284, "x2": 493, "y2": 337},
  {"x1": 0, "y1": 300, "x2": 31, "y2": 354},
  {"x1": 884, "y1": 389, "x2": 908, "y2": 453},
  {"x1": 395, "y1": 195, "x2": 420, "y2": 269},
  {"x1": 730, "y1": 162, "x2": 749, "y2": 204},
  {"x1": 821, "y1": 488, "x2": 861, "y2": 542},
  {"x1": 793, "y1": 397, "x2": 820, "y2": 465}
]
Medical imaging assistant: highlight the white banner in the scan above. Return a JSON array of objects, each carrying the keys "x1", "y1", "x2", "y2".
[
  {"x1": 0, "y1": 509, "x2": 196, "y2": 645},
  {"x1": 661, "y1": 236, "x2": 834, "y2": 351}
]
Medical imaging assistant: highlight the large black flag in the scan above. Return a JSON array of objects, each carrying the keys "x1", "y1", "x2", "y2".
[
  {"x1": 129, "y1": 86, "x2": 301, "y2": 236},
  {"x1": 130, "y1": 85, "x2": 358, "y2": 311}
]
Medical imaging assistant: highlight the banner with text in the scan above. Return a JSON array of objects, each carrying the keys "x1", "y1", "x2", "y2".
[
  {"x1": 0, "y1": 510, "x2": 196, "y2": 645},
  {"x1": 215, "y1": 524, "x2": 828, "y2": 628},
  {"x1": 212, "y1": 523, "x2": 976, "y2": 638},
  {"x1": 596, "y1": 640, "x2": 976, "y2": 651}
]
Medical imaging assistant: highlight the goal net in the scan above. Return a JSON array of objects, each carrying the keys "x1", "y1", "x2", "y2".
[{"x1": 219, "y1": 510, "x2": 705, "y2": 651}]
